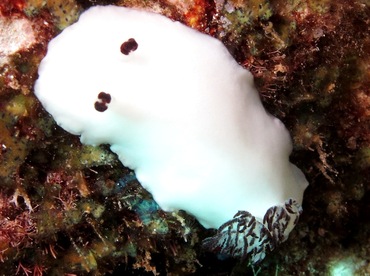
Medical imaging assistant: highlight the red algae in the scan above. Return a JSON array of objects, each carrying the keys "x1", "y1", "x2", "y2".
[{"x1": 0, "y1": 0, "x2": 25, "y2": 16}]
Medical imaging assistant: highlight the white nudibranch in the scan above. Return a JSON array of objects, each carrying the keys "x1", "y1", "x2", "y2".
[{"x1": 34, "y1": 5, "x2": 308, "y2": 263}]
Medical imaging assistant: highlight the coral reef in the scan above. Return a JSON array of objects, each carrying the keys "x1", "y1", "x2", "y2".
[{"x1": 0, "y1": 0, "x2": 369, "y2": 275}]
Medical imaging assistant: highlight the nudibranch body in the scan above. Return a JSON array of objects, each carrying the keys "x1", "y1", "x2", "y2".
[{"x1": 34, "y1": 6, "x2": 308, "y2": 263}]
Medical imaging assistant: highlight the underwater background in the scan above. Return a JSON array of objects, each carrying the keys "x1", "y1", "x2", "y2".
[{"x1": 0, "y1": 0, "x2": 369, "y2": 275}]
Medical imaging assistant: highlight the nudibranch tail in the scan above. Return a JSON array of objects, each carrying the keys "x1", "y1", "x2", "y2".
[{"x1": 202, "y1": 199, "x2": 303, "y2": 263}]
